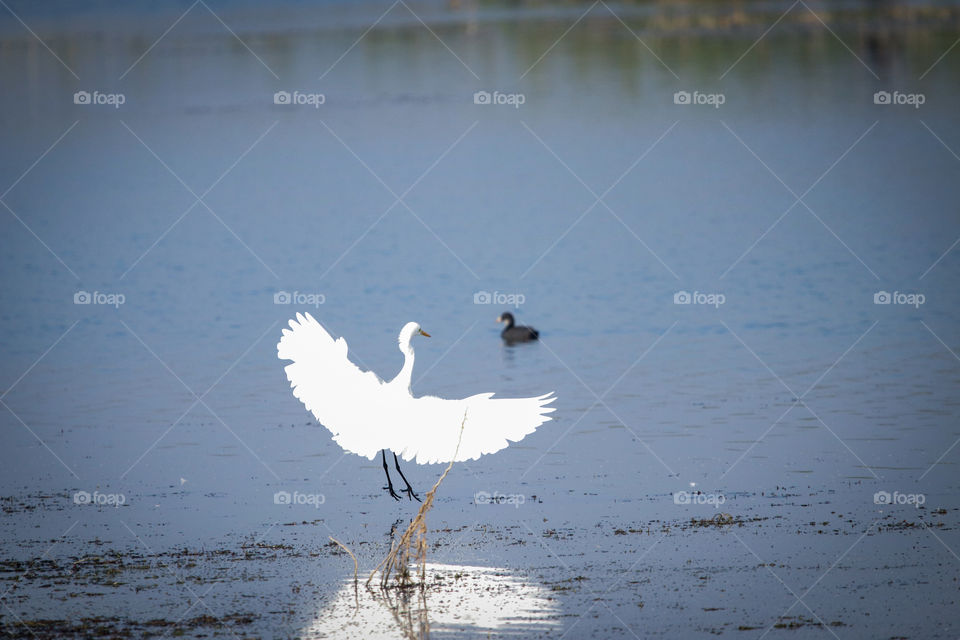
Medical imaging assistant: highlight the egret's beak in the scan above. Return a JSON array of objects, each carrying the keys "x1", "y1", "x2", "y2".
[
  {"x1": 419, "y1": 329, "x2": 431, "y2": 338},
  {"x1": 496, "y1": 315, "x2": 502, "y2": 323}
]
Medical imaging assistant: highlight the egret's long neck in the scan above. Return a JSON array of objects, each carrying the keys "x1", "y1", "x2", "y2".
[{"x1": 394, "y1": 340, "x2": 415, "y2": 392}]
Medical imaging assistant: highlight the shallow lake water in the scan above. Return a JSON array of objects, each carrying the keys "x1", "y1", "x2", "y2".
[{"x1": 1, "y1": 1, "x2": 959, "y2": 637}]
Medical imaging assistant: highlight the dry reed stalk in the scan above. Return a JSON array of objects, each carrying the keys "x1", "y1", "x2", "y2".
[
  {"x1": 368, "y1": 410, "x2": 468, "y2": 592},
  {"x1": 328, "y1": 536, "x2": 358, "y2": 610}
]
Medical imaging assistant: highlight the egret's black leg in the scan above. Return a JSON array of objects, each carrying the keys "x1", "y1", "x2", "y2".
[
  {"x1": 382, "y1": 449, "x2": 401, "y2": 501},
  {"x1": 393, "y1": 453, "x2": 421, "y2": 502}
]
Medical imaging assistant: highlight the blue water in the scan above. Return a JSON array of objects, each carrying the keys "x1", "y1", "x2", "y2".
[{"x1": 1, "y1": 1, "x2": 959, "y2": 637}]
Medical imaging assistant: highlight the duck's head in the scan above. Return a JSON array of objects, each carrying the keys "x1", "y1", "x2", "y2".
[{"x1": 496, "y1": 312, "x2": 515, "y2": 328}]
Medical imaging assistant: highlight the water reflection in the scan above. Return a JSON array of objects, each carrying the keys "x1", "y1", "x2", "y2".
[
  {"x1": 303, "y1": 563, "x2": 561, "y2": 639},
  {"x1": 5, "y1": 0, "x2": 958, "y2": 122}
]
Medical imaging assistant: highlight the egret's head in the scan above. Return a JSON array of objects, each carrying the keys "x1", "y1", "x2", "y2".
[
  {"x1": 398, "y1": 321, "x2": 430, "y2": 352},
  {"x1": 496, "y1": 312, "x2": 515, "y2": 327}
]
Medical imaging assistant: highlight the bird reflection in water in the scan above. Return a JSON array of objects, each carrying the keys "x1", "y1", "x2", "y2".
[{"x1": 301, "y1": 563, "x2": 561, "y2": 639}]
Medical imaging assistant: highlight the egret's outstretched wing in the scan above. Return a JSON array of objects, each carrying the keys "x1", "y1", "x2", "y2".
[
  {"x1": 277, "y1": 313, "x2": 389, "y2": 460},
  {"x1": 394, "y1": 392, "x2": 556, "y2": 465}
]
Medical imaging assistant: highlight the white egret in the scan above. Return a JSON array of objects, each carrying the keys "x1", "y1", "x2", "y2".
[{"x1": 277, "y1": 313, "x2": 556, "y2": 500}]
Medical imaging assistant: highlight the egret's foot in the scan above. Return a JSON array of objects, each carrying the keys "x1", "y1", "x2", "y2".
[
  {"x1": 381, "y1": 449, "x2": 401, "y2": 501},
  {"x1": 383, "y1": 484, "x2": 402, "y2": 501},
  {"x1": 391, "y1": 452, "x2": 420, "y2": 502}
]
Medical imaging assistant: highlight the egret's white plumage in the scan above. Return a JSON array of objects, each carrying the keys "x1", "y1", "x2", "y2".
[{"x1": 278, "y1": 313, "x2": 556, "y2": 465}]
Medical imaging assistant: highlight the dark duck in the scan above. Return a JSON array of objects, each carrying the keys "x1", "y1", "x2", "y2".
[{"x1": 496, "y1": 312, "x2": 539, "y2": 344}]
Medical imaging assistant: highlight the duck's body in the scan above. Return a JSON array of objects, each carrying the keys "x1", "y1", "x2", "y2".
[{"x1": 497, "y1": 312, "x2": 539, "y2": 344}]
